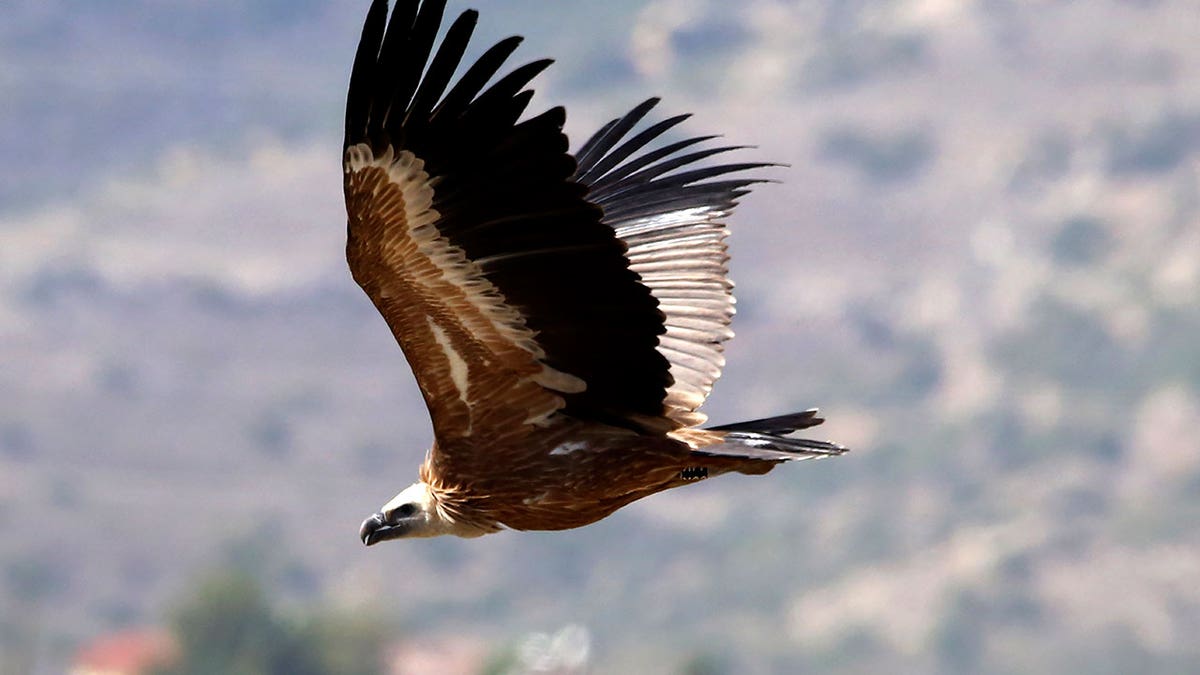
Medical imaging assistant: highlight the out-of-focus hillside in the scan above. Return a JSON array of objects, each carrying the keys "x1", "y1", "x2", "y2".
[{"x1": 2, "y1": 0, "x2": 1199, "y2": 673}]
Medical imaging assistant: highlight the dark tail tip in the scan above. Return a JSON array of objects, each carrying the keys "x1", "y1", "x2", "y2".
[
  {"x1": 698, "y1": 409, "x2": 847, "y2": 462},
  {"x1": 708, "y1": 409, "x2": 826, "y2": 434}
]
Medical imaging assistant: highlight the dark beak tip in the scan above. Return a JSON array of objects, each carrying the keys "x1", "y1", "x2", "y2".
[{"x1": 359, "y1": 513, "x2": 385, "y2": 547}]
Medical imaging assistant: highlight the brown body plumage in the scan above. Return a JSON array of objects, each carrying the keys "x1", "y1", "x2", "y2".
[{"x1": 343, "y1": 0, "x2": 846, "y2": 544}]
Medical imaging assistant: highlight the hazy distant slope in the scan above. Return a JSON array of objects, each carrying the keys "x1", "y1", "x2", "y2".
[{"x1": 3, "y1": 1, "x2": 1200, "y2": 673}]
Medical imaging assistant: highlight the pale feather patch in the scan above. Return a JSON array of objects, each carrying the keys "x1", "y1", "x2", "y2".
[
  {"x1": 614, "y1": 206, "x2": 736, "y2": 426},
  {"x1": 532, "y1": 367, "x2": 587, "y2": 393},
  {"x1": 668, "y1": 427, "x2": 712, "y2": 449},
  {"x1": 427, "y1": 317, "x2": 470, "y2": 406},
  {"x1": 549, "y1": 441, "x2": 590, "y2": 456}
]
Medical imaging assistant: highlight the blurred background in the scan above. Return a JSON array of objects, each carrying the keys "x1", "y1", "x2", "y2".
[{"x1": 3, "y1": 0, "x2": 1199, "y2": 673}]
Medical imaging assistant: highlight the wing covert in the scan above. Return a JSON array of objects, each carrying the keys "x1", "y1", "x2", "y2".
[{"x1": 342, "y1": 0, "x2": 676, "y2": 457}]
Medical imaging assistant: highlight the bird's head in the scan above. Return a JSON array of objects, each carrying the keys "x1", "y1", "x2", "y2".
[{"x1": 359, "y1": 481, "x2": 484, "y2": 544}]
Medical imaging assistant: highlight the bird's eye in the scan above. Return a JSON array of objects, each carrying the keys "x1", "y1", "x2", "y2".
[{"x1": 396, "y1": 503, "x2": 417, "y2": 518}]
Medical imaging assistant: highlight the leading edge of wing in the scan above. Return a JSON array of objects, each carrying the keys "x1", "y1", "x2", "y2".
[{"x1": 342, "y1": 0, "x2": 677, "y2": 437}]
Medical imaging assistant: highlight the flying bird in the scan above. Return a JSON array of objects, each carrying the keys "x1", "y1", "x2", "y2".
[{"x1": 345, "y1": 0, "x2": 846, "y2": 544}]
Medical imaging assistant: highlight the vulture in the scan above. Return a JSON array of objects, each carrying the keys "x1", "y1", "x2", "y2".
[{"x1": 344, "y1": 0, "x2": 846, "y2": 544}]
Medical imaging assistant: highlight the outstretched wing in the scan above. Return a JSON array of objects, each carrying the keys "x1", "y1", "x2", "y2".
[
  {"x1": 574, "y1": 100, "x2": 770, "y2": 427},
  {"x1": 343, "y1": 0, "x2": 675, "y2": 458}
]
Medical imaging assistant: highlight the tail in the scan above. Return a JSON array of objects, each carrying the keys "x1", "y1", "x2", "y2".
[{"x1": 698, "y1": 409, "x2": 848, "y2": 462}]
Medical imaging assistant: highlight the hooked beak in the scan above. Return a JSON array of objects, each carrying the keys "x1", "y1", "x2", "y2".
[{"x1": 359, "y1": 512, "x2": 409, "y2": 546}]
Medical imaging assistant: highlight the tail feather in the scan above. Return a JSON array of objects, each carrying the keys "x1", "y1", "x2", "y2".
[
  {"x1": 699, "y1": 409, "x2": 848, "y2": 462},
  {"x1": 708, "y1": 409, "x2": 825, "y2": 434}
]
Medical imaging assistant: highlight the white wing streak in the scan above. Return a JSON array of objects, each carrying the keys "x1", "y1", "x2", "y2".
[{"x1": 344, "y1": 143, "x2": 585, "y2": 440}]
